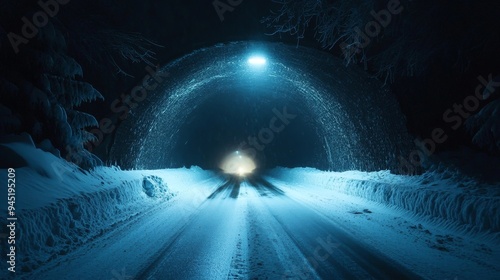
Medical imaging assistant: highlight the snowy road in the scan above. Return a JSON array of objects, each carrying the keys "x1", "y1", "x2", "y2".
[
  {"x1": 136, "y1": 176, "x2": 419, "y2": 279},
  {"x1": 26, "y1": 169, "x2": 499, "y2": 280}
]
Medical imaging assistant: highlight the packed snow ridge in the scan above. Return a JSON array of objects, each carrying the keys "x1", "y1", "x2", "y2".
[{"x1": 267, "y1": 167, "x2": 500, "y2": 240}]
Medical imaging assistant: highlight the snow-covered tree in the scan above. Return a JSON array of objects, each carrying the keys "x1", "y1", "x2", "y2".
[
  {"x1": 57, "y1": 0, "x2": 162, "y2": 77},
  {"x1": 0, "y1": 17, "x2": 103, "y2": 168},
  {"x1": 466, "y1": 81, "x2": 500, "y2": 155},
  {"x1": 1, "y1": 0, "x2": 160, "y2": 169}
]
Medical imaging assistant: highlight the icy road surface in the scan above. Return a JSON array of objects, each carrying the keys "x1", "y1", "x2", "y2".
[
  {"x1": 27, "y1": 171, "x2": 499, "y2": 280},
  {"x1": 137, "y1": 176, "x2": 416, "y2": 279}
]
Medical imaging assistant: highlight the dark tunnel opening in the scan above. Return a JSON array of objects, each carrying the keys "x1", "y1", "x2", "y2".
[
  {"x1": 110, "y1": 42, "x2": 413, "y2": 173},
  {"x1": 169, "y1": 78, "x2": 329, "y2": 170}
]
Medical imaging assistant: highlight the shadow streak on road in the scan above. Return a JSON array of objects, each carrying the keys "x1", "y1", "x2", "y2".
[
  {"x1": 229, "y1": 180, "x2": 241, "y2": 199},
  {"x1": 207, "y1": 175, "x2": 285, "y2": 199},
  {"x1": 247, "y1": 176, "x2": 285, "y2": 197},
  {"x1": 207, "y1": 176, "x2": 242, "y2": 199}
]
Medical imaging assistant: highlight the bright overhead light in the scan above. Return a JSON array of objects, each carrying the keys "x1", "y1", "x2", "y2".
[
  {"x1": 247, "y1": 56, "x2": 267, "y2": 66},
  {"x1": 220, "y1": 151, "x2": 256, "y2": 176}
]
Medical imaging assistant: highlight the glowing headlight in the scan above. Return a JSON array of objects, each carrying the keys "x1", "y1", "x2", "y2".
[{"x1": 220, "y1": 151, "x2": 256, "y2": 176}]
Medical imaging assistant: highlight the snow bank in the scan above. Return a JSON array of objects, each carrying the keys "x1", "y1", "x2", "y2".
[
  {"x1": 14, "y1": 179, "x2": 146, "y2": 273},
  {"x1": 266, "y1": 166, "x2": 500, "y2": 242},
  {"x1": 0, "y1": 139, "x2": 214, "y2": 274}
]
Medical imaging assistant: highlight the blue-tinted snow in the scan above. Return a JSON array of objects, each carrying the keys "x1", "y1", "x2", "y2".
[{"x1": 1, "y1": 140, "x2": 498, "y2": 278}]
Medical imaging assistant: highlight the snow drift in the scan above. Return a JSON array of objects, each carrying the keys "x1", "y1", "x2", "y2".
[
  {"x1": 0, "y1": 138, "x2": 215, "y2": 275},
  {"x1": 266, "y1": 166, "x2": 500, "y2": 242}
]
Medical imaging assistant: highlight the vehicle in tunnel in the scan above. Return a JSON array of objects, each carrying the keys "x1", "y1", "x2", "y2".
[{"x1": 219, "y1": 150, "x2": 257, "y2": 177}]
